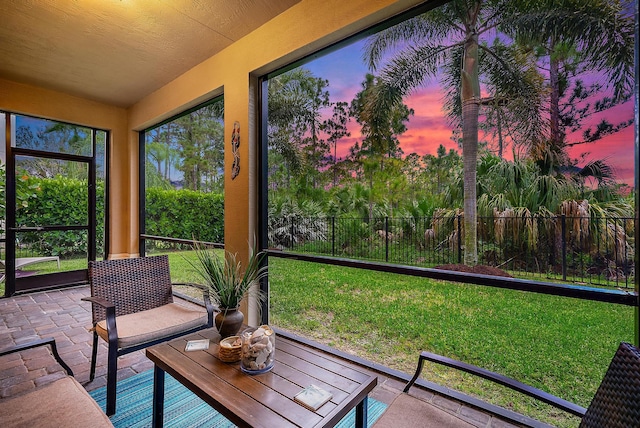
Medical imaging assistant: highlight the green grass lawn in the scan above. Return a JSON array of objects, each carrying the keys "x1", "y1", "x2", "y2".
[
  {"x1": 1, "y1": 252, "x2": 634, "y2": 427},
  {"x1": 268, "y1": 257, "x2": 635, "y2": 428}
]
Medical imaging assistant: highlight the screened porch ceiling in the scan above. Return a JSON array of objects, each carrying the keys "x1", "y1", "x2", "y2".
[{"x1": 0, "y1": 0, "x2": 301, "y2": 107}]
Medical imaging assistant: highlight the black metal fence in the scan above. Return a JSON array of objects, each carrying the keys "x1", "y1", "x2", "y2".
[{"x1": 268, "y1": 215, "x2": 636, "y2": 288}]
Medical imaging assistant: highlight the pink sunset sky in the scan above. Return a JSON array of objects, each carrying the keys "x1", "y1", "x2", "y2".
[{"x1": 305, "y1": 38, "x2": 636, "y2": 188}]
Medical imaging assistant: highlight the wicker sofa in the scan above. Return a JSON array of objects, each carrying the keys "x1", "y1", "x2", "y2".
[{"x1": 0, "y1": 338, "x2": 113, "y2": 427}]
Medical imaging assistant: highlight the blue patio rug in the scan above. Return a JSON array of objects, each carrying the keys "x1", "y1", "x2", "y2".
[{"x1": 90, "y1": 369, "x2": 387, "y2": 427}]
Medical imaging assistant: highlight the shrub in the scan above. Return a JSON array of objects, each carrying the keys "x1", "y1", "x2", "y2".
[
  {"x1": 16, "y1": 176, "x2": 105, "y2": 256},
  {"x1": 145, "y1": 187, "x2": 224, "y2": 243}
]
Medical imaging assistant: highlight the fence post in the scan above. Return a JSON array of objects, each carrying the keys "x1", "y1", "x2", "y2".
[
  {"x1": 385, "y1": 217, "x2": 389, "y2": 262},
  {"x1": 623, "y1": 218, "x2": 628, "y2": 283},
  {"x1": 290, "y1": 218, "x2": 295, "y2": 251},
  {"x1": 457, "y1": 214, "x2": 462, "y2": 264},
  {"x1": 331, "y1": 216, "x2": 335, "y2": 257},
  {"x1": 561, "y1": 214, "x2": 567, "y2": 281}
]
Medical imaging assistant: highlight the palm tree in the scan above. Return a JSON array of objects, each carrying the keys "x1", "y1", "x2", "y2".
[
  {"x1": 267, "y1": 69, "x2": 317, "y2": 180},
  {"x1": 364, "y1": 0, "x2": 543, "y2": 265},
  {"x1": 508, "y1": 0, "x2": 634, "y2": 155}
]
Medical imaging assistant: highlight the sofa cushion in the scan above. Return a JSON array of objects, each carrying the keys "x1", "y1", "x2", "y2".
[
  {"x1": 0, "y1": 376, "x2": 113, "y2": 427},
  {"x1": 96, "y1": 302, "x2": 208, "y2": 348}
]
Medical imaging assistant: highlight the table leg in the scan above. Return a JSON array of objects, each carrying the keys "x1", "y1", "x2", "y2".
[
  {"x1": 152, "y1": 365, "x2": 165, "y2": 428},
  {"x1": 355, "y1": 395, "x2": 368, "y2": 428}
]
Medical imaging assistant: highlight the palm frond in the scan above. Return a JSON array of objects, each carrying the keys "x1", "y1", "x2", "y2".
[
  {"x1": 363, "y1": 11, "x2": 458, "y2": 70},
  {"x1": 508, "y1": 0, "x2": 634, "y2": 100}
]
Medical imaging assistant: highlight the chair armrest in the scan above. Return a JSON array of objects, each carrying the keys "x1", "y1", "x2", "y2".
[
  {"x1": 81, "y1": 296, "x2": 115, "y2": 310},
  {"x1": 0, "y1": 337, "x2": 74, "y2": 377},
  {"x1": 81, "y1": 297, "x2": 118, "y2": 343},
  {"x1": 172, "y1": 282, "x2": 215, "y2": 327},
  {"x1": 404, "y1": 351, "x2": 587, "y2": 418}
]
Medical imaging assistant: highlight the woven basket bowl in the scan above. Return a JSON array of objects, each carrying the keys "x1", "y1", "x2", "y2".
[{"x1": 218, "y1": 336, "x2": 242, "y2": 363}]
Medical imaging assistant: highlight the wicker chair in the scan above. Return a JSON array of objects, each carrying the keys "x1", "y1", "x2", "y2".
[
  {"x1": 82, "y1": 255, "x2": 214, "y2": 416},
  {"x1": 404, "y1": 342, "x2": 640, "y2": 427}
]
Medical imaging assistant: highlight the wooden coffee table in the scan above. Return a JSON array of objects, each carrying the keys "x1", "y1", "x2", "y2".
[{"x1": 146, "y1": 328, "x2": 377, "y2": 428}]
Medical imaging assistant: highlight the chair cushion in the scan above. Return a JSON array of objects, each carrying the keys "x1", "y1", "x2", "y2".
[
  {"x1": 96, "y1": 303, "x2": 208, "y2": 349},
  {"x1": 0, "y1": 376, "x2": 113, "y2": 427}
]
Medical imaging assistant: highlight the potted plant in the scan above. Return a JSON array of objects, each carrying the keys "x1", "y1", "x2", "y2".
[{"x1": 189, "y1": 242, "x2": 268, "y2": 338}]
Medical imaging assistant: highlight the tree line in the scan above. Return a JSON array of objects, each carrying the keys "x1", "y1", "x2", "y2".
[{"x1": 145, "y1": 100, "x2": 225, "y2": 193}]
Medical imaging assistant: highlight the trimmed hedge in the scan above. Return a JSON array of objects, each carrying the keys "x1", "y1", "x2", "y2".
[
  {"x1": 145, "y1": 187, "x2": 224, "y2": 243},
  {"x1": 17, "y1": 176, "x2": 105, "y2": 256}
]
